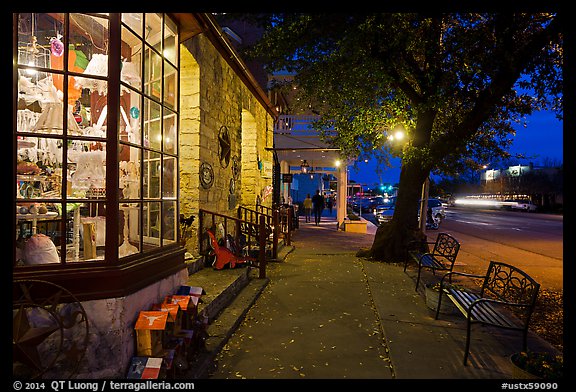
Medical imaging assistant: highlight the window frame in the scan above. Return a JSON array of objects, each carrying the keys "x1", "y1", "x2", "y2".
[{"x1": 12, "y1": 13, "x2": 184, "y2": 301}]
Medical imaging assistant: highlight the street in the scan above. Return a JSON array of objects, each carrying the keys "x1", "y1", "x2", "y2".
[{"x1": 364, "y1": 206, "x2": 563, "y2": 291}]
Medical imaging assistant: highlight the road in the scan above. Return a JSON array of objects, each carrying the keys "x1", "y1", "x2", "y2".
[{"x1": 364, "y1": 207, "x2": 563, "y2": 291}]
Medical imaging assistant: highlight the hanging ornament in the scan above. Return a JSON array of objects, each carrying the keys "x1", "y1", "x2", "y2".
[
  {"x1": 50, "y1": 35, "x2": 64, "y2": 57},
  {"x1": 130, "y1": 106, "x2": 140, "y2": 119}
]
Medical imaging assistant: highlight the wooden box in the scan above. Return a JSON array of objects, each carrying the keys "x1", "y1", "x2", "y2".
[
  {"x1": 126, "y1": 356, "x2": 163, "y2": 379},
  {"x1": 134, "y1": 311, "x2": 169, "y2": 357},
  {"x1": 165, "y1": 294, "x2": 198, "y2": 328}
]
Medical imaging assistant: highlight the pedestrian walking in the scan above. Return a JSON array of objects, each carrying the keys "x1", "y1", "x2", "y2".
[
  {"x1": 311, "y1": 189, "x2": 325, "y2": 225},
  {"x1": 303, "y1": 194, "x2": 313, "y2": 223},
  {"x1": 326, "y1": 195, "x2": 333, "y2": 215}
]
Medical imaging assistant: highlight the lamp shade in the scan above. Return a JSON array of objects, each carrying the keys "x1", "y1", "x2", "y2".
[{"x1": 31, "y1": 102, "x2": 81, "y2": 134}]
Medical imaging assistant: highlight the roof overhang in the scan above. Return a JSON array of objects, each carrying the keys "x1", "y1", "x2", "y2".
[{"x1": 169, "y1": 13, "x2": 278, "y2": 119}]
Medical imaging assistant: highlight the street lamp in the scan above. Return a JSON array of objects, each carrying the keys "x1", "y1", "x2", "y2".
[
  {"x1": 386, "y1": 125, "x2": 428, "y2": 231},
  {"x1": 387, "y1": 127, "x2": 405, "y2": 143}
]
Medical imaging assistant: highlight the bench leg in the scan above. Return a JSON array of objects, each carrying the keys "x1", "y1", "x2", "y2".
[
  {"x1": 435, "y1": 290, "x2": 443, "y2": 320},
  {"x1": 463, "y1": 320, "x2": 472, "y2": 366},
  {"x1": 522, "y1": 329, "x2": 529, "y2": 352},
  {"x1": 415, "y1": 266, "x2": 422, "y2": 291}
]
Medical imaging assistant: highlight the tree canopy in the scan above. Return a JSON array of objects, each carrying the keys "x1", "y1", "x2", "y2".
[{"x1": 222, "y1": 12, "x2": 563, "y2": 260}]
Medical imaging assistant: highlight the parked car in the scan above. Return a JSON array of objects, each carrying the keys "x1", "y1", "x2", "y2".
[
  {"x1": 354, "y1": 196, "x2": 384, "y2": 212},
  {"x1": 427, "y1": 198, "x2": 447, "y2": 222},
  {"x1": 510, "y1": 200, "x2": 538, "y2": 212},
  {"x1": 374, "y1": 197, "x2": 446, "y2": 225},
  {"x1": 373, "y1": 197, "x2": 396, "y2": 224}
]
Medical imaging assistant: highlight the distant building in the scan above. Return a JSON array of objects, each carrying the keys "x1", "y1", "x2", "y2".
[{"x1": 480, "y1": 163, "x2": 563, "y2": 210}]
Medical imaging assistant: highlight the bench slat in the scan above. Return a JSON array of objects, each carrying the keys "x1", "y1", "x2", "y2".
[{"x1": 448, "y1": 289, "x2": 520, "y2": 328}]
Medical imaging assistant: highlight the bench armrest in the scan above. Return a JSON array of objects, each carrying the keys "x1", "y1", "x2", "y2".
[
  {"x1": 408, "y1": 240, "x2": 435, "y2": 245},
  {"x1": 470, "y1": 297, "x2": 534, "y2": 309},
  {"x1": 407, "y1": 240, "x2": 435, "y2": 250},
  {"x1": 439, "y1": 270, "x2": 486, "y2": 288}
]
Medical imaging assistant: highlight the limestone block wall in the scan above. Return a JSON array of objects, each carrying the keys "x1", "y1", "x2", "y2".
[
  {"x1": 31, "y1": 269, "x2": 188, "y2": 379},
  {"x1": 179, "y1": 34, "x2": 274, "y2": 256}
]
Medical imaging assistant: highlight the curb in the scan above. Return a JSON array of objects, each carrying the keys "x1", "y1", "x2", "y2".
[{"x1": 181, "y1": 274, "x2": 270, "y2": 379}]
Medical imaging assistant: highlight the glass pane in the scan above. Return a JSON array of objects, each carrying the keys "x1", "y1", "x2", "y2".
[
  {"x1": 69, "y1": 14, "x2": 109, "y2": 99},
  {"x1": 162, "y1": 200, "x2": 177, "y2": 243},
  {"x1": 16, "y1": 202, "x2": 62, "y2": 265},
  {"x1": 144, "y1": 98, "x2": 162, "y2": 150},
  {"x1": 163, "y1": 61, "x2": 177, "y2": 110},
  {"x1": 143, "y1": 151, "x2": 161, "y2": 199},
  {"x1": 17, "y1": 136, "x2": 63, "y2": 199},
  {"x1": 143, "y1": 201, "x2": 161, "y2": 249},
  {"x1": 121, "y1": 26, "x2": 142, "y2": 92},
  {"x1": 163, "y1": 109, "x2": 177, "y2": 154},
  {"x1": 68, "y1": 141, "x2": 106, "y2": 198},
  {"x1": 121, "y1": 91, "x2": 142, "y2": 145},
  {"x1": 144, "y1": 13, "x2": 162, "y2": 51},
  {"x1": 144, "y1": 46, "x2": 162, "y2": 101},
  {"x1": 119, "y1": 202, "x2": 140, "y2": 258},
  {"x1": 18, "y1": 72, "x2": 69, "y2": 135},
  {"x1": 162, "y1": 156, "x2": 177, "y2": 199},
  {"x1": 70, "y1": 84, "x2": 108, "y2": 137},
  {"x1": 75, "y1": 202, "x2": 106, "y2": 262},
  {"x1": 164, "y1": 15, "x2": 178, "y2": 65},
  {"x1": 17, "y1": 13, "x2": 65, "y2": 72},
  {"x1": 122, "y1": 13, "x2": 143, "y2": 37},
  {"x1": 120, "y1": 146, "x2": 141, "y2": 200}
]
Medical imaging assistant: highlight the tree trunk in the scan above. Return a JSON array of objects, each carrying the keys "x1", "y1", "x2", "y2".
[
  {"x1": 358, "y1": 160, "x2": 429, "y2": 262},
  {"x1": 358, "y1": 106, "x2": 436, "y2": 262}
]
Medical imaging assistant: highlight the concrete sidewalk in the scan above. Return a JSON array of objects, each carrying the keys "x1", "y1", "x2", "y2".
[{"x1": 186, "y1": 213, "x2": 560, "y2": 380}]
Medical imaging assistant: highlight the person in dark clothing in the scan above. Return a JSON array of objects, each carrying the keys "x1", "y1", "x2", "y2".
[
  {"x1": 326, "y1": 195, "x2": 333, "y2": 215},
  {"x1": 311, "y1": 189, "x2": 325, "y2": 225}
]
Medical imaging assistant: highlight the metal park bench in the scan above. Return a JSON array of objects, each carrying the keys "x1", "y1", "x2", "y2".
[
  {"x1": 435, "y1": 261, "x2": 541, "y2": 365},
  {"x1": 405, "y1": 232, "x2": 461, "y2": 291}
]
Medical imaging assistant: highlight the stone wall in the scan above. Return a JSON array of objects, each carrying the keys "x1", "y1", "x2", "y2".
[
  {"x1": 179, "y1": 34, "x2": 274, "y2": 257},
  {"x1": 56, "y1": 269, "x2": 188, "y2": 379}
]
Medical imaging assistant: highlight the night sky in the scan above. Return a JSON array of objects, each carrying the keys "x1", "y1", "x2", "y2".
[{"x1": 349, "y1": 109, "x2": 563, "y2": 186}]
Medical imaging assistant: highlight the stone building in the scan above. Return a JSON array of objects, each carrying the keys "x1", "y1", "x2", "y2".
[{"x1": 13, "y1": 12, "x2": 276, "y2": 378}]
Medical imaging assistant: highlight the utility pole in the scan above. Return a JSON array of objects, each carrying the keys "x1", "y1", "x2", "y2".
[{"x1": 418, "y1": 177, "x2": 430, "y2": 232}]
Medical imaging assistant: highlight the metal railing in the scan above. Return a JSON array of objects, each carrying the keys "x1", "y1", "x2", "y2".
[{"x1": 198, "y1": 209, "x2": 267, "y2": 278}]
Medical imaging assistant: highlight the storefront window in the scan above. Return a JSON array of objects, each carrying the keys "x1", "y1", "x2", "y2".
[{"x1": 14, "y1": 13, "x2": 179, "y2": 267}]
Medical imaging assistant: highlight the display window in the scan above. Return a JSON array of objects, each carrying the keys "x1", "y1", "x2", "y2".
[{"x1": 14, "y1": 13, "x2": 180, "y2": 270}]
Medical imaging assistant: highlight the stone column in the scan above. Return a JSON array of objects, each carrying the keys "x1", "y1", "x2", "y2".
[{"x1": 336, "y1": 164, "x2": 348, "y2": 229}]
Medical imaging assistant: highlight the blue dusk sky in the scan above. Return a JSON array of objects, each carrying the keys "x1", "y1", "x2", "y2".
[{"x1": 348, "y1": 109, "x2": 564, "y2": 186}]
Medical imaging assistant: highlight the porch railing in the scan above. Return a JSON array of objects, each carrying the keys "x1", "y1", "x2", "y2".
[
  {"x1": 198, "y1": 209, "x2": 267, "y2": 278},
  {"x1": 274, "y1": 114, "x2": 335, "y2": 136}
]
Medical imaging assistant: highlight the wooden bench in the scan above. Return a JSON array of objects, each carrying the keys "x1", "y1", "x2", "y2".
[
  {"x1": 435, "y1": 261, "x2": 541, "y2": 365},
  {"x1": 404, "y1": 232, "x2": 460, "y2": 291}
]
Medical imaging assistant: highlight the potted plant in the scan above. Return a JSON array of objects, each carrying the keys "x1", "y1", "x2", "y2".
[
  {"x1": 424, "y1": 282, "x2": 456, "y2": 314},
  {"x1": 510, "y1": 351, "x2": 563, "y2": 379}
]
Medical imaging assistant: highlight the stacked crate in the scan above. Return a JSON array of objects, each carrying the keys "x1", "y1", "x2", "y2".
[{"x1": 127, "y1": 285, "x2": 206, "y2": 379}]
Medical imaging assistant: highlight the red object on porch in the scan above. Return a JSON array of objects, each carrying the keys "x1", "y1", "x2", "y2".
[{"x1": 206, "y1": 230, "x2": 253, "y2": 270}]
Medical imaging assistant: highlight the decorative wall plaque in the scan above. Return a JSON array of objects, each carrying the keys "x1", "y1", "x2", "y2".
[
  {"x1": 200, "y1": 162, "x2": 214, "y2": 189},
  {"x1": 218, "y1": 125, "x2": 231, "y2": 168},
  {"x1": 231, "y1": 155, "x2": 240, "y2": 179}
]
